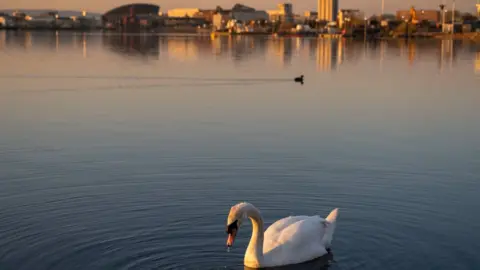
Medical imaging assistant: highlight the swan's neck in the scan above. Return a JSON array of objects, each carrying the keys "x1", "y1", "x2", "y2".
[{"x1": 245, "y1": 206, "x2": 264, "y2": 267}]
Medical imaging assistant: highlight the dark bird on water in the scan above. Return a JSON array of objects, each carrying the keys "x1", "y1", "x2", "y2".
[{"x1": 294, "y1": 75, "x2": 304, "y2": 85}]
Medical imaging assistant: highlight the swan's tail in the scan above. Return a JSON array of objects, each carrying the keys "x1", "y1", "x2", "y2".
[{"x1": 322, "y1": 208, "x2": 338, "y2": 248}]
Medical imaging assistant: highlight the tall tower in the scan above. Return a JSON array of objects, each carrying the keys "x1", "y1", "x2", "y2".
[
  {"x1": 477, "y1": 0, "x2": 480, "y2": 16},
  {"x1": 318, "y1": 0, "x2": 339, "y2": 21}
]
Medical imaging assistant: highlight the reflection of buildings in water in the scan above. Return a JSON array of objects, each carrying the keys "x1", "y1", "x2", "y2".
[
  {"x1": 24, "y1": 32, "x2": 32, "y2": 49},
  {"x1": 282, "y1": 38, "x2": 293, "y2": 65},
  {"x1": 316, "y1": 38, "x2": 344, "y2": 72},
  {"x1": 167, "y1": 38, "x2": 199, "y2": 61},
  {"x1": 82, "y1": 33, "x2": 87, "y2": 58},
  {"x1": 317, "y1": 39, "x2": 333, "y2": 71},
  {"x1": 16, "y1": 31, "x2": 90, "y2": 52},
  {"x1": 307, "y1": 38, "x2": 316, "y2": 60},
  {"x1": 294, "y1": 37, "x2": 304, "y2": 53},
  {"x1": 407, "y1": 41, "x2": 416, "y2": 66},
  {"x1": 342, "y1": 39, "x2": 363, "y2": 64},
  {"x1": 438, "y1": 39, "x2": 455, "y2": 72},
  {"x1": 231, "y1": 36, "x2": 252, "y2": 62},
  {"x1": 379, "y1": 40, "x2": 387, "y2": 71},
  {"x1": 0, "y1": 31, "x2": 5, "y2": 50},
  {"x1": 55, "y1": 32, "x2": 59, "y2": 51},
  {"x1": 398, "y1": 40, "x2": 406, "y2": 58},
  {"x1": 210, "y1": 36, "x2": 235, "y2": 57},
  {"x1": 102, "y1": 34, "x2": 159, "y2": 58},
  {"x1": 72, "y1": 33, "x2": 78, "y2": 50},
  {"x1": 337, "y1": 39, "x2": 344, "y2": 66},
  {"x1": 271, "y1": 38, "x2": 293, "y2": 66},
  {"x1": 476, "y1": 52, "x2": 480, "y2": 74},
  {"x1": 229, "y1": 36, "x2": 268, "y2": 63},
  {"x1": 211, "y1": 36, "x2": 223, "y2": 55}
]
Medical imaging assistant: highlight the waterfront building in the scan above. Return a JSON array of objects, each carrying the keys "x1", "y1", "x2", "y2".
[
  {"x1": 0, "y1": 15, "x2": 15, "y2": 28},
  {"x1": 167, "y1": 8, "x2": 201, "y2": 18},
  {"x1": 337, "y1": 9, "x2": 364, "y2": 28},
  {"x1": 267, "y1": 3, "x2": 294, "y2": 23},
  {"x1": 318, "y1": 0, "x2": 338, "y2": 22},
  {"x1": 25, "y1": 14, "x2": 55, "y2": 29},
  {"x1": 304, "y1": 11, "x2": 318, "y2": 20},
  {"x1": 193, "y1": 9, "x2": 217, "y2": 23},
  {"x1": 213, "y1": 4, "x2": 268, "y2": 30},
  {"x1": 396, "y1": 9, "x2": 440, "y2": 23},
  {"x1": 103, "y1": 4, "x2": 160, "y2": 31}
]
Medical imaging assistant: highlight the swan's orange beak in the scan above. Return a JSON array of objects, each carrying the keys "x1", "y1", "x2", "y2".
[{"x1": 227, "y1": 228, "x2": 237, "y2": 247}]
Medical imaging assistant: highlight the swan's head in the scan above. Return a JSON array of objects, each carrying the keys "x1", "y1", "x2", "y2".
[{"x1": 226, "y1": 202, "x2": 251, "y2": 247}]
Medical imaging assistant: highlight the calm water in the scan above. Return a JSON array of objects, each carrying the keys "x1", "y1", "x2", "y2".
[{"x1": 0, "y1": 31, "x2": 479, "y2": 270}]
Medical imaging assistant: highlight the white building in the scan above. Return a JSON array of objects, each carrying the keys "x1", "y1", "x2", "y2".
[
  {"x1": 212, "y1": 13, "x2": 231, "y2": 30},
  {"x1": 213, "y1": 4, "x2": 268, "y2": 30}
]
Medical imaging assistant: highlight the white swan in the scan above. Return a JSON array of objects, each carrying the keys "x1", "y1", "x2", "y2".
[{"x1": 226, "y1": 202, "x2": 338, "y2": 269}]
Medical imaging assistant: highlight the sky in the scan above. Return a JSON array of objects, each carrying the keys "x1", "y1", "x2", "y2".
[{"x1": 0, "y1": 0, "x2": 477, "y2": 15}]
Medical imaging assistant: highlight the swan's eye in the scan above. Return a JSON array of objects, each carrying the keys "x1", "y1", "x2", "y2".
[{"x1": 226, "y1": 220, "x2": 238, "y2": 234}]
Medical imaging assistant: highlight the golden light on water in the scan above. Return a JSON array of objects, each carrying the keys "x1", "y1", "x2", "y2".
[{"x1": 476, "y1": 52, "x2": 480, "y2": 74}]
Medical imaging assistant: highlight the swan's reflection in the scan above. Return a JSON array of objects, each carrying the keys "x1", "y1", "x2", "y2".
[{"x1": 244, "y1": 252, "x2": 334, "y2": 270}]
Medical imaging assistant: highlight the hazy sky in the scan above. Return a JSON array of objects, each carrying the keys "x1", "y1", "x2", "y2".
[{"x1": 0, "y1": 0, "x2": 476, "y2": 15}]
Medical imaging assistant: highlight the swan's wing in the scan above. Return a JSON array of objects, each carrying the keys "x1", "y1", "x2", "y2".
[
  {"x1": 265, "y1": 216, "x2": 311, "y2": 236},
  {"x1": 262, "y1": 216, "x2": 328, "y2": 267}
]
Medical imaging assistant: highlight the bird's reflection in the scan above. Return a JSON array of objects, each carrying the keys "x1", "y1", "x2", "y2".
[{"x1": 244, "y1": 252, "x2": 334, "y2": 270}]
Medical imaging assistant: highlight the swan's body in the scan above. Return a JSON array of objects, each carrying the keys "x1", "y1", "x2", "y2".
[{"x1": 226, "y1": 202, "x2": 338, "y2": 269}]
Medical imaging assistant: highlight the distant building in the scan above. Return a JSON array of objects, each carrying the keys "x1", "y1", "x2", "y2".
[
  {"x1": 103, "y1": 3, "x2": 160, "y2": 31},
  {"x1": 266, "y1": 10, "x2": 281, "y2": 22},
  {"x1": 318, "y1": 0, "x2": 338, "y2": 22},
  {"x1": 25, "y1": 15, "x2": 55, "y2": 29},
  {"x1": 194, "y1": 9, "x2": 216, "y2": 22},
  {"x1": 167, "y1": 8, "x2": 200, "y2": 18},
  {"x1": 396, "y1": 9, "x2": 440, "y2": 23},
  {"x1": 277, "y1": 3, "x2": 294, "y2": 23},
  {"x1": 338, "y1": 9, "x2": 364, "y2": 28},
  {"x1": 304, "y1": 11, "x2": 318, "y2": 20},
  {"x1": 267, "y1": 3, "x2": 294, "y2": 23},
  {"x1": 0, "y1": 15, "x2": 15, "y2": 28},
  {"x1": 212, "y1": 13, "x2": 231, "y2": 30},
  {"x1": 213, "y1": 4, "x2": 268, "y2": 30},
  {"x1": 104, "y1": 4, "x2": 160, "y2": 21},
  {"x1": 231, "y1": 4, "x2": 268, "y2": 22}
]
